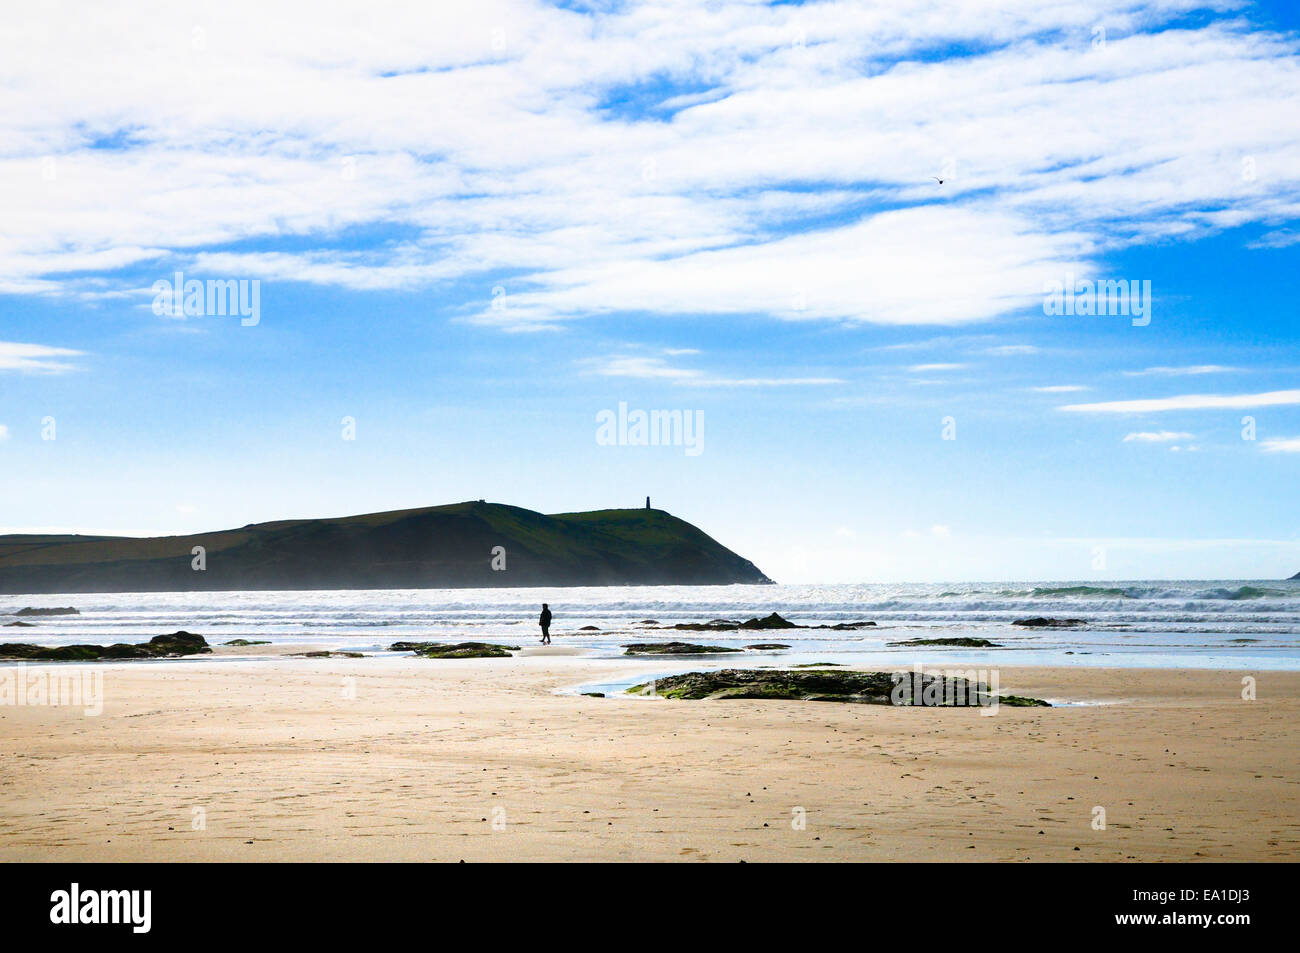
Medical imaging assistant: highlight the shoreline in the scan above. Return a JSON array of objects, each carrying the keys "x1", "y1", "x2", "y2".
[{"x1": 1, "y1": 657, "x2": 1295, "y2": 862}]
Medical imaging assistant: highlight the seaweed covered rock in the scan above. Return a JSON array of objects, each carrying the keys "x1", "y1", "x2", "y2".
[
  {"x1": 0, "y1": 631, "x2": 210, "y2": 661},
  {"x1": 626, "y1": 668, "x2": 1049, "y2": 707},
  {"x1": 744, "y1": 643, "x2": 791, "y2": 650},
  {"x1": 145, "y1": 631, "x2": 210, "y2": 655},
  {"x1": 888, "y1": 637, "x2": 1000, "y2": 647},
  {"x1": 672, "y1": 613, "x2": 804, "y2": 632},
  {"x1": 1013, "y1": 618, "x2": 1085, "y2": 628},
  {"x1": 622, "y1": 641, "x2": 742, "y2": 655},
  {"x1": 13, "y1": 607, "x2": 80, "y2": 616},
  {"x1": 740, "y1": 613, "x2": 800, "y2": 630},
  {"x1": 223, "y1": 638, "x2": 271, "y2": 646},
  {"x1": 389, "y1": 641, "x2": 519, "y2": 658}
]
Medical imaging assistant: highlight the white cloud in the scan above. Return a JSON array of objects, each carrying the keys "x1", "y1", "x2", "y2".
[
  {"x1": 1060, "y1": 390, "x2": 1300, "y2": 413},
  {"x1": 907, "y1": 362, "x2": 968, "y2": 372},
  {"x1": 984, "y1": 345, "x2": 1040, "y2": 356},
  {"x1": 903, "y1": 524, "x2": 952, "y2": 539},
  {"x1": 1124, "y1": 431, "x2": 1195, "y2": 442},
  {"x1": 1261, "y1": 437, "x2": 1300, "y2": 453},
  {"x1": 0, "y1": 425, "x2": 9, "y2": 440},
  {"x1": 0, "y1": 1, "x2": 1293, "y2": 331},
  {"x1": 0, "y1": 341, "x2": 84, "y2": 373},
  {"x1": 1248, "y1": 229, "x2": 1300, "y2": 249},
  {"x1": 583, "y1": 354, "x2": 842, "y2": 388},
  {"x1": 1123, "y1": 365, "x2": 1240, "y2": 376},
  {"x1": 1032, "y1": 384, "x2": 1089, "y2": 393}
]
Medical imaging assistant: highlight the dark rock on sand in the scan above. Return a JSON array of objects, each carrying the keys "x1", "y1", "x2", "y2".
[
  {"x1": 389, "y1": 641, "x2": 519, "y2": 659},
  {"x1": 14, "y1": 607, "x2": 80, "y2": 616},
  {"x1": 223, "y1": 638, "x2": 271, "y2": 646},
  {"x1": 626, "y1": 668, "x2": 1048, "y2": 706},
  {"x1": 888, "y1": 637, "x2": 1001, "y2": 647},
  {"x1": 744, "y1": 643, "x2": 791, "y2": 650},
  {"x1": 0, "y1": 631, "x2": 210, "y2": 661},
  {"x1": 622, "y1": 641, "x2": 743, "y2": 655},
  {"x1": 293, "y1": 650, "x2": 365, "y2": 658},
  {"x1": 1013, "y1": 617, "x2": 1086, "y2": 628},
  {"x1": 581, "y1": 692, "x2": 605, "y2": 698},
  {"x1": 578, "y1": 625, "x2": 600, "y2": 631},
  {"x1": 816, "y1": 621, "x2": 876, "y2": 630},
  {"x1": 792, "y1": 662, "x2": 841, "y2": 667},
  {"x1": 4, "y1": 621, "x2": 35, "y2": 627}
]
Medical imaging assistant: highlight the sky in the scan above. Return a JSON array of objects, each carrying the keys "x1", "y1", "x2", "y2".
[{"x1": 1, "y1": 0, "x2": 1299, "y2": 583}]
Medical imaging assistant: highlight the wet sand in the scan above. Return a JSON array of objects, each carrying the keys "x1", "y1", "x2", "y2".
[{"x1": 0, "y1": 654, "x2": 1295, "y2": 861}]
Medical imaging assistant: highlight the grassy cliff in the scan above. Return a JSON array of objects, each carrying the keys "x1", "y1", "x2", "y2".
[{"x1": 0, "y1": 502, "x2": 771, "y2": 594}]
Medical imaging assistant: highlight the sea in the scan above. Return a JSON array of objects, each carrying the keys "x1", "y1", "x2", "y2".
[{"x1": 5, "y1": 579, "x2": 1300, "y2": 671}]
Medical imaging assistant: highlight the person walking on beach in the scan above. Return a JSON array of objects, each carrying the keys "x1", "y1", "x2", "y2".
[{"x1": 539, "y1": 603, "x2": 552, "y2": 645}]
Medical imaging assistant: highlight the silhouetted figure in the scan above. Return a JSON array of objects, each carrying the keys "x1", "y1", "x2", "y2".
[{"x1": 539, "y1": 603, "x2": 552, "y2": 645}]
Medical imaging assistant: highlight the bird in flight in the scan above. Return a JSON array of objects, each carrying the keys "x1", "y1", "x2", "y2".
[{"x1": 932, "y1": 176, "x2": 944, "y2": 185}]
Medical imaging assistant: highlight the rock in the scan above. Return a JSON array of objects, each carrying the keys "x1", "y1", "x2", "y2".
[
  {"x1": 389, "y1": 641, "x2": 518, "y2": 659},
  {"x1": 816, "y1": 621, "x2": 876, "y2": 630},
  {"x1": 622, "y1": 641, "x2": 743, "y2": 655},
  {"x1": 675, "y1": 613, "x2": 803, "y2": 631},
  {"x1": 739, "y1": 612, "x2": 801, "y2": 630},
  {"x1": 1013, "y1": 618, "x2": 1085, "y2": 628},
  {"x1": 4, "y1": 621, "x2": 35, "y2": 627},
  {"x1": 13, "y1": 607, "x2": 80, "y2": 616},
  {"x1": 636, "y1": 620, "x2": 659, "y2": 625},
  {"x1": 626, "y1": 668, "x2": 1049, "y2": 706},
  {"x1": 0, "y1": 631, "x2": 210, "y2": 661},
  {"x1": 888, "y1": 637, "x2": 1001, "y2": 647},
  {"x1": 223, "y1": 638, "x2": 271, "y2": 646},
  {"x1": 578, "y1": 625, "x2": 600, "y2": 631},
  {"x1": 292, "y1": 650, "x2": 365, "y2": 658},
  {"x1": 144, "y1": 631, "x2": 210, "y2": 655},
  {"x1": 792, "y1": 662, "x2": 841, "y2": 667},
  {"x1": 744, "y1": 643, "x2": 791, "y2": 650},
  {"x1": 581, "y1": 692, "x2": 605, "y2": 698}
]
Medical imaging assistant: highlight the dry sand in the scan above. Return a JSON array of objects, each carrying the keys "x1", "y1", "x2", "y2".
[{"x1": 1, "y1": 652, "x2": 1296, "y2": 862}]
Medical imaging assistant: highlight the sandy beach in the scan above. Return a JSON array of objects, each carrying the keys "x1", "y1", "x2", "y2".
[{"x1": 1, "y1": 650, "x2": 1295, "y2": 862}]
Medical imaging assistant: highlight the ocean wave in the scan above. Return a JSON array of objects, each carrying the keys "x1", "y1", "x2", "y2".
[
  {"x1": 1031, "y1": 586, "x2": 1134, "y2": 598},
  {"x1": 1195, "y1": 585, "x2": 1287, "y2": 600}
]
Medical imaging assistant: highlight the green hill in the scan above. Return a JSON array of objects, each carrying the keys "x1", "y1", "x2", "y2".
[{"x1": 0, "y1": 502, "x2": 772, "y2": 594}]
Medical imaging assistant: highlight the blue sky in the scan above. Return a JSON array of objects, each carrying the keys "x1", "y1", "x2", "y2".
[{"x1": 2, "y1": 0, "x2": 1299, "y2": 582}]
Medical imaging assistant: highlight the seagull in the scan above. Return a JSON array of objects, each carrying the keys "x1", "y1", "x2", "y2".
[{"x1": 932, "y1": 176, "x2": 944, "y2": 185}]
